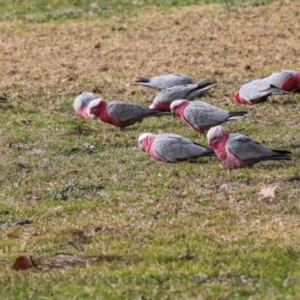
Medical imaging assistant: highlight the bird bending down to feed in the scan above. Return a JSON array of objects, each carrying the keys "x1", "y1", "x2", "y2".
[
  {"x1": 74, "y1": 92, "x2": 170, "y2": 130},
  {"x1": 207, "y1": 125, "x2": 291, "y2": 169},
  {"x1": 170, "y1": 100, "x2": 248, "y2": 133},
  {"x1": 234, "y1": 79, "x2": 289, "y2": 104},
  {"x1": 149, "y1": 80, "x2": 217, "y2": 111},
  {"x1": 138, "y1": 133, "x2": 215, "y2": 162}
]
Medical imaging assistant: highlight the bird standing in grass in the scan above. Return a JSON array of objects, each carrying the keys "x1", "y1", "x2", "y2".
[
  {"x1": 149, "y1": 80, "x2": 217, "y2": 111},
  {"x1": 138, "y1": 133, "x2": 215, "y2": 162},
  {"x1": 74, "y1": 92, "x2": 170, "y2": 130},
  {"x1": 170, "y1": 100, "x2": 248, "y2": 133},
  {"x1": 207, "y1": 125, "x2": 291, "y2": 169}
]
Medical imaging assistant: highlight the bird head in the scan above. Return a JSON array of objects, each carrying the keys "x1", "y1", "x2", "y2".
[
  {"x1": 170, "y1": 99, "x2": 186, "y2": 114},
  {"x1": 138, "y1": 133, "x2": 151, "y2": 150},
  {"x1": 207, "y1": 125, "x2": 227, "y2": 146},
  {"x1": 87, "y1": 98, "x2": 104, "y2": 119}
]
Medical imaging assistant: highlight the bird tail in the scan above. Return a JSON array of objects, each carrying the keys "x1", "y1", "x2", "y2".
[
  {"x1": 132, "y1": 76, "x2": 150, "y2": 86},
  {"x1": 197, "y1": 79, "x2": 217, "y2": 88},
  {"x1": 197, "y1": 82, "x2": 218, "y2": 92},
  {"x1": 269, "y1": 85, "x2": 290, "y2": 95},
  {"x1": 193, "y1": 144, "x2": 216, "y2": 156},
  {"x1": 228, "y1": 111, "x2": 248, "y2": 120},
  {"x1": 270, "y1": 149, "x2": 292, "y2": 161},
  {"x1": 203, "y1": 148, "x2": 217, "y2": 156},
  {"x1": 152, "y1": 110, "x2": 171, "y2": 116},
  {"x1": 0, "y1": 96, "x2": 8, "y2": 103},
  {"x1": 144, "y1": 110, "x2": 171, "y2": 118}
]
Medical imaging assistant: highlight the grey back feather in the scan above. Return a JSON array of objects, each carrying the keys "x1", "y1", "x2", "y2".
[
  {"x1": 183, "y1": 101, "x2": 230, "y2": 128},
  {"x1": 153, "y1": 133, "x2": 212, "y2": 161},
  {"x1": 153, "y1": 82, "x2": 216, "y2": 104},
  {"x1": 133, "y1": 73, "x2": 194, "y2": 90},
  {"x1": 240, "y1": 79, "x2": 288, "y2": 101},
  {"x1": 227, "y1": 134, "x2": 278, "y2": 161},
  {"x1": 262, "y1": 70, "x2": 296, "y2": 88},
  {"x1": 107, "y1": 101, "x2": 167, "y2": 121},
  {"x1": 73, "y1": 92, "x2": 98, "y2": 110}
]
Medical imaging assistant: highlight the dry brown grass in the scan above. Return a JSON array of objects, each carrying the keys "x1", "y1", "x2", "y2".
[{"x1": 1, "y1": 1, "x2": 300, "y2": 100}]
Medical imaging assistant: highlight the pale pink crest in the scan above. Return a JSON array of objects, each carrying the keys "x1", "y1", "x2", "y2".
[
  {"x1": 88, "y1": 98, "x2": 103, "y2": 119},
  {"x1": 138, "y1": 133, "x2": 151, "y2": 148},
  {"x1": 207, "y1": 125, "x2": 226, "y2": 143},
  {"x1": 170, "y1": 99, "x2": 186, "y2": 112}
]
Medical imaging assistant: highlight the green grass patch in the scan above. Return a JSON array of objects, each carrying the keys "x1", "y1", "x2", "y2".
[{"x1": 0, "y1": 0, "x2": 277, "y2": 22}]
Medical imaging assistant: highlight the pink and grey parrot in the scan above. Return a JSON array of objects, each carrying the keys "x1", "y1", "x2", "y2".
[
  {"x1": 138, "y1": 133, "x2": 216, "y2": 162},
  {"x1": 234, "y1": 79, "x2": 288, "y2": 105},
  {"x1": 73, "y1": 92, "x2": 170, "y2": 129},
  {"x1": 207, "y1": 126, "x2": 291, "y2": 168},
  {"x1": 149, "y1": 80, "x2": 217, "y2": 111},
  {"x1": 262, "y1": 70, "x2": 300, "y2": 92},
  {"x1": 133, "y1": 73, "x2": 195, "y2": 91},
  {"x1": 170, "y1": 100, "x2": 248, "y2": 133}
]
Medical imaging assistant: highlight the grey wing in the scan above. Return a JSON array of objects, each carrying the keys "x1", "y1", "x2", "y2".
[
  {"x1": 184, "y1": 101, "x2": 229, "y2": 127},
  {"x1": 154, "y1": 74, "x2": 194, "y2": 90},
  {"x1": 73, "y1": 92, "x2": 98, "y2": 110},
  {"x1": 263, "y1": 70, "x2": 295, "y2": 87},
  {"x1": 107, "y1": 101, "x2": 157, "y2": 121},
  {"x1": 240, "y1": 80, "x2": 287, "y2": 101},
  {"x1": 227, "y1": 134, "x2": 275, "y2": 160},
  {"x1": 163, "y1": 73, "x2": 194, "y2": 87},
  {"x1": 153, "y1": 134, "x2": 207, "y2": 161},
  {"x1": 154, "y1": 84, "x2": 198, "y2": 102}
]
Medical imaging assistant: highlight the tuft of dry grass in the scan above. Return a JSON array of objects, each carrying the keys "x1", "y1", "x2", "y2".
[{"x1": 0, "y1": 0, "x2": 300, "y2": 298}]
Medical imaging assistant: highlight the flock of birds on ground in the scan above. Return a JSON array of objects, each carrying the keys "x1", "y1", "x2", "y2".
[{"x1": 71, "y1": 70, "x2": 298, "y2": 168}]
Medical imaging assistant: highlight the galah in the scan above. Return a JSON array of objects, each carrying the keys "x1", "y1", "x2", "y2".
[
  {"x1": 138, "y1": 133, "x2": 216, "y2": 162},
  {"x1": 73, "y1": 92, "x2": 170, "y2": 129},
  {"x1": 234, "y1": 79, "x2": 288, "y2": 105},
  {"x1": 132, "y1": 73, "x2": 195, "y2": 91},
  {"x1": 207, "y1": 125, "x2": 291, "y2": 168},
  {"x1": 170, "y1": 100, "x2": 248, "y2": 133},
  {"x1": 263, "y1": 70, "x2": 300, "y2": 92},
  {"x1": 149, "y1": 80, "x2": 218, "y2": 111}
]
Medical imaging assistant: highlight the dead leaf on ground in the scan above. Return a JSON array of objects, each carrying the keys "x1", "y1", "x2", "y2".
[
  {"x1": 178, "y1": 252, "x2": 194, "y2": 260},
  {"x1": 12, "y1": 255, "x2": 34, "y2": 271},
  {"x1": 258, "y1": 185, "x2": 278, "y2": 199}
]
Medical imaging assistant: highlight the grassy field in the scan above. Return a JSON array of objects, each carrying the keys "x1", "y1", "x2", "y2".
[{"x1": 1, "y1": 0, "x2": 300, "y2": 298}]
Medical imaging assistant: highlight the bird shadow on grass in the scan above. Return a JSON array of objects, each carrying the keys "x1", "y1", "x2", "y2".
[
  {"x1": 255, "y1": 162, "x2": 293, "y2": 172},
  {"x1": 51, "y1": 184, "x2": 104, "y2": 201},
  {"x1": 67, "y1": 124, "x2": 96, "y2": 136}
]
